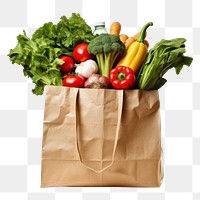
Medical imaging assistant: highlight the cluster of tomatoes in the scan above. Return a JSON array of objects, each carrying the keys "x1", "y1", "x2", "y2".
[{"x1": 59, "y1": 43, "x2": 94, "y2": 88}]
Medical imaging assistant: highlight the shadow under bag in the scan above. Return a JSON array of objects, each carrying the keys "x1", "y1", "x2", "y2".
[{"x1": 41, "y1": 86, "x2": 163, "y2": 187}]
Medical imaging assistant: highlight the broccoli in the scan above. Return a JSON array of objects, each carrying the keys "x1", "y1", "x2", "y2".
[{"x1": 88, "y1": 33, "x2": 126, "y2": 77}]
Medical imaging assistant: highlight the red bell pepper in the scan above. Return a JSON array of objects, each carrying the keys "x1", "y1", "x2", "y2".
[{"x1": 110, "y1": 66, "x2": 136, "y2": 89}]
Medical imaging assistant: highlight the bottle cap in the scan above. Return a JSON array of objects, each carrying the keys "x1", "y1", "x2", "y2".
[{"x1": 94, "y1": 22, "x2": 105, "y2": 26}]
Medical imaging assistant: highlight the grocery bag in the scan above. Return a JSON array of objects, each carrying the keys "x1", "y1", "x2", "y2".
[{"x1": 41, "y1": 86, "x2": 163, "y2": 187}]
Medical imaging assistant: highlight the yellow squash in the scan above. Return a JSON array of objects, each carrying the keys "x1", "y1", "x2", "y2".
[{"x1": 116, "y1": 22, "x2": 153, "y2": 74}]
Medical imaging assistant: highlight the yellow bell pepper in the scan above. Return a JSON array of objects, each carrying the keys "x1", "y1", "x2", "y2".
[{"x1": 116, "y1": 22, "x2": 153, "y2": 74}]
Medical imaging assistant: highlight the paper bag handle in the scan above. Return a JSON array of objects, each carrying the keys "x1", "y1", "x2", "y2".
[{"x1": 73, "y1": 89, "x2": 124, "y2": 173}]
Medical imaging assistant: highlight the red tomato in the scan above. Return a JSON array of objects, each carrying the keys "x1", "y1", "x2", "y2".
[
  {"x1": 63, "y1": 75, "x2": 85, "y2": 88},
  {"x1": 59, "y1": 55, "x2": 74, "y2": 73},
  {"x1": 72, "y1": 43, "x2": 94, "y2": 63}
]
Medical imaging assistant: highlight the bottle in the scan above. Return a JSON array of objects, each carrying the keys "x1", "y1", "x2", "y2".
[{"x1": 93, "y1": 22, "x2": 108, "y2": 35}]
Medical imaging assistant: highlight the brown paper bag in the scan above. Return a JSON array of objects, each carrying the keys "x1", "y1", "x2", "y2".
[{"x1": 41, "y1": 86, "x2": 163, "y2": 187}]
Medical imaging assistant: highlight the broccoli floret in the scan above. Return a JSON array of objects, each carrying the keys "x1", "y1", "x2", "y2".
[{"x1": 88, "y1": 33, "x2": 126, "y2": 77}]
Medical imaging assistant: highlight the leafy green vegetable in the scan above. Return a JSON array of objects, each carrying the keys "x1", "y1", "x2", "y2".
[
  {"x1": 32, "y1": 14, "x2": 95, "y2": 54},
  {"x1": 137, "y1": 38, "x2": 193, "y2": 90},
  {"x1": 8, "y1": 13, "x2": 95, "y2": 95}
]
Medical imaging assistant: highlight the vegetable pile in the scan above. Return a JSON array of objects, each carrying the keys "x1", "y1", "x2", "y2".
[
  {"x1": 8, "y1": 13, "x2": 193, "y2": 95},
  {"x1": 8, "y1": 13, "x2": 95, "y2": 95}
]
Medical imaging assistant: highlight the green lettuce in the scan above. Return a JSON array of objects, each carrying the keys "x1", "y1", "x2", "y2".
[{"x1": 8, "y1": 13, "x2": 95, "y2": 95}]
